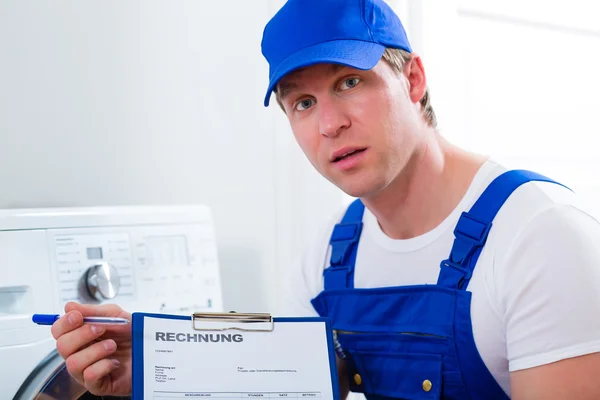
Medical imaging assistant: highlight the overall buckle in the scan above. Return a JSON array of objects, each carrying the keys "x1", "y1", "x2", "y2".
[
  {"x1": 448, "y1": 212, "x2": 492, "y2": 266},
  {"x1": 329, "y1": 222, "x2": 363, "y2": 266},
  {"x1": 440, "y1": 259, "x2": 472, "y2": 280},
  {"x1": 453, "y1": 212, "x2": 492, "y2": 246}
]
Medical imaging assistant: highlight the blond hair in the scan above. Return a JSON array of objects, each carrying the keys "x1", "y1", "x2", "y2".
[
  {"x1": 381, "y1": 48, "x2": 437, "y2": 128},
  {"x1": 274, "y1": 47, "x2": 437, "y2": 128}
]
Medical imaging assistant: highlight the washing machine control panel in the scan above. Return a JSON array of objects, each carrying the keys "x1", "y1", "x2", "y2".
[
  {"x1": 85, "y1": 262, "x2": 121, "y2": 301},
  {"x1": 54, "y1": 233, "x2": 135, "y2": 302},
  {"x1": 48, "y1": 222, "x2": 222, "y2": 313}
]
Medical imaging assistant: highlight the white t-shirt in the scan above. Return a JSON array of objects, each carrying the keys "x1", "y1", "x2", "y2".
[{"x1": 278, "y1": 159, "x2": 600, "y2": 397}]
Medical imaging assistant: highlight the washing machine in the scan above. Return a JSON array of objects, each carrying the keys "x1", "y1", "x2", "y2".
[{"x1": 0, "y1": 205, "x2": 224, "y2": 399}]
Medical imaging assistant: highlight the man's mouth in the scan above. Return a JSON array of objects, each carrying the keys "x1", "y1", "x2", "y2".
[{"x1": 332, "y1": 148, "x2": 366, "y2": 163}]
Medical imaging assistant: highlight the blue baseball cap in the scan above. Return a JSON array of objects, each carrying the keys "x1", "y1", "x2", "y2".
[{"x1": 261, "y1": 0, "x2": 412, "y2": 107}]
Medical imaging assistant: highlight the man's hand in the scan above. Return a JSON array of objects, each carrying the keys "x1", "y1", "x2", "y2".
[{"x1": 51, "y1": 301, "x2": 133, "y2": 396}]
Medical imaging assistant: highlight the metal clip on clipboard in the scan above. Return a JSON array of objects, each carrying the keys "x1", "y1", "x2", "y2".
[{"x1": 191, "y1": 312, "x2": 274, "y2": 332}]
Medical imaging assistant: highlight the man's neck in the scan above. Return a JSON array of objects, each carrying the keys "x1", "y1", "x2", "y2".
[{"x1": 361, "y1": 134, "x2": 487, "y2": 240}]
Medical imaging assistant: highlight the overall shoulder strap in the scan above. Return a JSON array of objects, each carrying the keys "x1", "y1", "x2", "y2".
[
  {"x1": 437, "y1": 169, "x2": 570, "y2": 290},
  {"x1": 323, "y1": 199, "x2": 365, "y2": 290}
]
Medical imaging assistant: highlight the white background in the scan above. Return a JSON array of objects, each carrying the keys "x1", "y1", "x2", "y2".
[{"x1": 0, "y1": 0, "x2": 599, "y2": 317}]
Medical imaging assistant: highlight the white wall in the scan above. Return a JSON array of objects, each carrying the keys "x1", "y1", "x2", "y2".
[
  {"x1": 414, "y1": 0, "x2": 600, "y2": 211},
  {"x1": 0, "y1": 0, "x2": 345, "y2": 314}
]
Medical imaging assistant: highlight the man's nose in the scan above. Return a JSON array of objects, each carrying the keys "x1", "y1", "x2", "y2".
[{"x1": 318, "y1": 98, "x2": 350, "y2": 138}]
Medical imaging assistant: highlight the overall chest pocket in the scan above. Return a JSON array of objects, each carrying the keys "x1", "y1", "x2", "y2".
[{"x1": 348, "y1": 350, "x2": 442, "y2": 400}]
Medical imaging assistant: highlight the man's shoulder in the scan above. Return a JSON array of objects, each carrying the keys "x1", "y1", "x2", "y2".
[
  {"x1": 297, "y1": 203, "x2": 351, "y2": 269},
  {"x1": 493, "y1": 170, "x2": 596, "y2": 227},
  {"x1": 319, "y1": 200, "x2": 358, "y2": 235},
  {"x1": 469, "y1": 159, "x2": 589, "y2": 221},
  {"x1": 481, "y1": 167, "x2": 600, "y2": 259}
]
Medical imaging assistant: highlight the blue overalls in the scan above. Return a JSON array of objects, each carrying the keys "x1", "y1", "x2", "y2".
[{"x1": 311, "y1": 170, "x2": 566, "y2": 399}]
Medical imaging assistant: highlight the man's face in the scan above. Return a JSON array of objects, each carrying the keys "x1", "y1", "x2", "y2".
[{"x1": 277, "y1": 59, "x2": 425, "y2": 198}]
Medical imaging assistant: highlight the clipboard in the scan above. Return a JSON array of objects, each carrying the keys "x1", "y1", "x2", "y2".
[{"x1": 131, "y1": 311, "x2": 341, "y2": 400}]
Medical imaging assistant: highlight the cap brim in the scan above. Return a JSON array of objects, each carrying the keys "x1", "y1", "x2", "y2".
[{"x1": 264, "y1": 40, "x2": 385, "y2": 107}]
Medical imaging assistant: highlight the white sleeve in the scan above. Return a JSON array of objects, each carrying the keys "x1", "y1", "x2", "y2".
[
  {"x1": 275, "y1": 211, "x2": 344, "y2": 318},
  {"x1": 498, "y1": 204, "x2": 600, "y2": 372},
  {"x1": 276, "y1": 249, "x2": 322, "y2": 318}
]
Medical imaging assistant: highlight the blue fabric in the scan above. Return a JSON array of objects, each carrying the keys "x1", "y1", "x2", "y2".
[
  {"x1": 261, "y1": 0, "x2": 412, "y2": 106},
  {"x1": 312, "y1": 286, "x2": 456, "y2": 337},
  {"x1": 349, "y1": 350, "x2": 443, "y2": 399},
  {"x1": 311, "y1": 170, "x2": 566, "y2": 399},
  {"x1": 454, "y1": 291, "x2": 510, "y2": 399},
  {"x1": 437, "y1": 169, "x2": 570, "y2": 289},
  {"x1": 324, "y1": 199, "x2": 364, "y2": 290}
]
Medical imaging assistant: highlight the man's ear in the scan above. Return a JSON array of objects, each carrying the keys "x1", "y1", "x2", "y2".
[{"x1": 403, "y1": 54, "x2": 427, "y2": 104}]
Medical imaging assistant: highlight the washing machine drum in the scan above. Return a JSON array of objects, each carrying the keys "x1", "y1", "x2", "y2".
[{"x1": 13, "y1": 349, "x2": 130, "y2": 400}]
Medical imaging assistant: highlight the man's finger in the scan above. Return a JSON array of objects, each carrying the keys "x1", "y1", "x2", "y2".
[
  {"x1": 65, "y1": 301, "x2": 129, "y2": 318},
  {"x1": 51, "y1": 311, "x2": 84, "y2": 340},
  {"x1": 56, "y1": 324, "x2": 106, "y2": 360},
  {"x1": 64, "y1": 339, "x2": 117, "y2": 385},
  {"x1": 83, "y1": 358, "x2": 122, "y2": 396}
]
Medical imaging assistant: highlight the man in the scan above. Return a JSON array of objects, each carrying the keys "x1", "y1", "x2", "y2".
[{"x1": 51, "y1": 0, "x2": 600, "y2": 398}]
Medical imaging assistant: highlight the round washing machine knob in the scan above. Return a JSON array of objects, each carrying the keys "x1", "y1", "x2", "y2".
[{"x1": 85, "y1": 262, "x2": 121, "y2": 301}]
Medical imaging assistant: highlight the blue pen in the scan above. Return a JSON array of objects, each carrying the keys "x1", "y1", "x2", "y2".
[{"x1": 32, "y1": 314, "x2": 130, "y2": 325}]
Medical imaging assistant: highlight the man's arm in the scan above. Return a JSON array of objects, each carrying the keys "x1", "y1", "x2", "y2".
[
  {"x1": 510, "y1": 352, "x2": 600, "y2": 399},
  {"x1": 498, "y1": 203, "x2": 600, "y2": 398}
]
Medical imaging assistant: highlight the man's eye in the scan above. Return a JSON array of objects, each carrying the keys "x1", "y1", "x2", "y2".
[
  {"x1": 295, "y1": 99, "x2": 315, "y2": 111},
  {"x1": 340, "y1": 77, "x2": 360, "y2": 90}
]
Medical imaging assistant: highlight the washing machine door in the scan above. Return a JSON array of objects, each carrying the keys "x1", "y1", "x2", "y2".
[{"x1": 12, "y1": 349, "x2": 131, "y2": 400}]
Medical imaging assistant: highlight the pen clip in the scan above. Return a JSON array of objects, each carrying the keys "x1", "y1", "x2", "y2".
[{"x1": 191, "y1": 312, "x2": 274, "y2": 332}]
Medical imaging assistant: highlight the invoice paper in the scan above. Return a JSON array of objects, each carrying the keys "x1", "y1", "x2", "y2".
[{"x1": 132, "y1": 314, "x2": 340, "y2": 400}]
